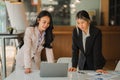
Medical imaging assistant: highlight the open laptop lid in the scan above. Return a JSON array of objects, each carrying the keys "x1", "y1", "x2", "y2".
[{"x1": 40, "y1": 62, "x2": 68, "y2": 77}]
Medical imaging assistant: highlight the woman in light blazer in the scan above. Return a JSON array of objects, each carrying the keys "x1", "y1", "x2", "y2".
[{"x1": 15, "y1": 10, "x2": 54, "y2": 73}]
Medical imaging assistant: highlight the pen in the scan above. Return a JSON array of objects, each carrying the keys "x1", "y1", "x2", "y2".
[
  {"x1": 96, "y1": 73, "x2": 102, "y2": 75},
  {"x1": 78, "y1": 71, "x2": 85, "y2": 74}
]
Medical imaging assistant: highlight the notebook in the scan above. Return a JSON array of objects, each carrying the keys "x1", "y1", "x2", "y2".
[{"x1": 40, "y1": 62, "x2": 68, "y2": 77}]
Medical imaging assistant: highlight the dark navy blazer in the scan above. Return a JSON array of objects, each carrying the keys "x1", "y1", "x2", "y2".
[{"x1": 72, "y1": 24, "x2": 106, "y2": 70}]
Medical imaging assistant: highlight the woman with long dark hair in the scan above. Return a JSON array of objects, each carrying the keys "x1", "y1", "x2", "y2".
[{"x1": 15, "y1": 10, "x2": 54, "y2": 73}]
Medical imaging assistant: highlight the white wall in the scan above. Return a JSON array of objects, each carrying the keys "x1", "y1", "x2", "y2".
[{"x1": 5, "y1": 1, "x2": 28, "y2": 32}]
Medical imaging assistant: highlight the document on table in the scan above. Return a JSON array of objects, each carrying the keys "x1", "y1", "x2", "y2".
[{"x1": 86, "y1": 71, "x2": 120, "y2": 80}]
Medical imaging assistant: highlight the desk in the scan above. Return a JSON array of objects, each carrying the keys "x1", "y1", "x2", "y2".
[
  {"x1": 4, "y1": 70, "x2": 120, "y2": 80},
  {"x1": 0, "y1": 32, "x2": 24, "y2": 80}
]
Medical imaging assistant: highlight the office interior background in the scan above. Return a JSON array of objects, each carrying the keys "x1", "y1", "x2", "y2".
[{"x1": 0, "y1": 0, "x2": 120, "y2": 79}]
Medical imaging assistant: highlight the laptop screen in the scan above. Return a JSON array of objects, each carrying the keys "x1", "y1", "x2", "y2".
[{"x1": 40, "y1": 62, "x2": 68, "y2": 77}]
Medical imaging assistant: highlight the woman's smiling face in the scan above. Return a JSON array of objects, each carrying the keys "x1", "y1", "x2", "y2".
[{"x1": 38, "y1": 16, "x2": 50, "y2": 32}]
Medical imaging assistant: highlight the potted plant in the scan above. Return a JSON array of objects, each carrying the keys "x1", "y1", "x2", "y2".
[{"x1": 7, "y1": 26, "x2": 14, "y2": 34}]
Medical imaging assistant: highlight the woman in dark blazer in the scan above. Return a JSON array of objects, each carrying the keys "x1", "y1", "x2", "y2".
[{"x1": 69, "y1": 10, "x2": 106, "y2": 72}]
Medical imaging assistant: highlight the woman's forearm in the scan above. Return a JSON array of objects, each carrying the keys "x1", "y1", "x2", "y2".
[{"x1": 45, "y1": 48, "x2": 54, "y2": 63}]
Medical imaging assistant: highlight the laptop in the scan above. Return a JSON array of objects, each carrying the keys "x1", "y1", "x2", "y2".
[{"x1": 40, "y1": 62, "x2": 68, "y2": 77}]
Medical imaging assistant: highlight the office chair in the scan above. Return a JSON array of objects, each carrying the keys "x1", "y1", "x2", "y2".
[
  {"x1": 11, "y1": 37, "x2": 24, "y2": 72},
  {"x1": 57, "y1": 57, "x2": 72, "y2": 68},
  {"x1": 115, "y1": 60, "x2": 120, "y2": 71}
]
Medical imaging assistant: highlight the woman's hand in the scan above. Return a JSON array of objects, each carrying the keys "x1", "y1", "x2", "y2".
[
  {"x1": 68, "y1": 67, "x2": 77, "y2": 72},
  {"x1": 96, "y1": 69, "x2": 108, "y2": 74},
  {"x1": 24, "y1": 68, "x2": 31, "y2": 74}
]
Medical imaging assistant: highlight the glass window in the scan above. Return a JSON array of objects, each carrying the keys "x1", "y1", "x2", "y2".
[
  {"x1": 23, "y1": 0, "x2": 101, "y2": 26},
  {"x1": 41, "y1": 0, "x2": 70, "y2": 25},
  {"x1": 0, "y1": 1, "x2": 7, "y2": 32}
]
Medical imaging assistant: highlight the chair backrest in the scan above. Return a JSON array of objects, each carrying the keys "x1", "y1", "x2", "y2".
[
  {"x1": 57, "y1": 57, "x2": 72, "y2": 68},
  {"x1": 115, "y1": 60, "x2": 120, "y2": 71}
]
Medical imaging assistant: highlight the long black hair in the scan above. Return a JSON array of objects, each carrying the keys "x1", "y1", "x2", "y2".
[
  {"x1": 32, "y1": 10, "x2": 54, "y2": 48},
  {"x1": 76, "y1": 10, "x2": 90, "y2": 21},
  {"x1": 76, "y1": 10, "x2": 97, "y2": 26}
]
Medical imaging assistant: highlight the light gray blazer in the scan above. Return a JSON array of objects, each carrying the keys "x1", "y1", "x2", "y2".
[{"x1": 16, "y1": 27, "x2": 54, "y2": 70}]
